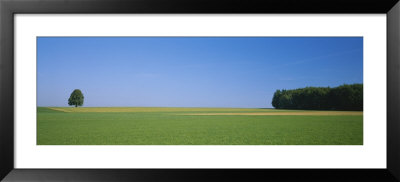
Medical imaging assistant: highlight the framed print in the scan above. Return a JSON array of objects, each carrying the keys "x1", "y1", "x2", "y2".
[{"x1": 1, "y1": 0, "x2": 400, "y2": 181}]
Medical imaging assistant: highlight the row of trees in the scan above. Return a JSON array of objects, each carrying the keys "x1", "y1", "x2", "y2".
[{"x1": 271, "y1": 84, "x2": 363, "y2": 111}]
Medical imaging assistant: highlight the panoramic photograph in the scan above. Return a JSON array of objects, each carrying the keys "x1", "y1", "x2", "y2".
[{"x1": 37, "y1": 37, "x2": 363, "y2": 145}]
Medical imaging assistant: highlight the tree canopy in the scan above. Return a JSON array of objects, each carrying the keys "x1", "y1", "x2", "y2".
[
  {"x1": 271, "y1": 84, "x2": 363, "y2": 111},
  {"x1": 68, "y1": 89, "x2": 84, "y2": 107}
]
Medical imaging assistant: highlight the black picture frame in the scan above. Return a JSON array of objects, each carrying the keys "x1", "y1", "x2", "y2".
[{"x1": 1, "y1": 0, "x2": 399, "y2": 181}]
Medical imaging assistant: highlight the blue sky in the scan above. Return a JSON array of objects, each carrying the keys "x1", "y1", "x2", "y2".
[{"x1": 37, "y1": 37, "x2": 363, "y2": 108}]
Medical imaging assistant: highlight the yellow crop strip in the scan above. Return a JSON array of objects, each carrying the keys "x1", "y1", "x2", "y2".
[
  {"x1": 47, "y1": 107, "x2": 362, "y2": 115},
  {"x1": 48, "y1": 107, "x2": 72, "y2": 112},
  {"x1": 48, "y1": 107, "x2": 279, "y2": 113}
]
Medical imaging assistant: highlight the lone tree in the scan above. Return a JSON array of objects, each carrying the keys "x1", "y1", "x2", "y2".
[{"x1": 68, "y1": 89, "x2": 84, "y2": 107}]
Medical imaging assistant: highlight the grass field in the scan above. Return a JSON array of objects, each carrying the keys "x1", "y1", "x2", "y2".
[{"x1": 37, "y1": 107, "x2": 363, "y2": 145}]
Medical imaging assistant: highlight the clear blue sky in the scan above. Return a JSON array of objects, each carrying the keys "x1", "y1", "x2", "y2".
[{"x1": 37, "y1": 37, "x2": 363, "y2": 108}]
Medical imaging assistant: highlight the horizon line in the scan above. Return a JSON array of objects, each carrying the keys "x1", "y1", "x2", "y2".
[{"x1": 37, "y1": 106, "x2": 274, "y2": 109}]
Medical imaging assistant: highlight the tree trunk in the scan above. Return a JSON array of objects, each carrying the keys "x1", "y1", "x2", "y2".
[{"x1": 75, "y1": 104, "x2": 77, "y2": 107}]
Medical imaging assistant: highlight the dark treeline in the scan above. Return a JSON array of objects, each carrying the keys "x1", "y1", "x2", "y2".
[{"x1": 272, "y1": 83, "x2": 363, "y2": 111}]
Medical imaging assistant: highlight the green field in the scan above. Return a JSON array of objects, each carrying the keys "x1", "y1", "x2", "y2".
[{"x1": 37, "y1": 107, "x2": 363, "y2": 145}]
